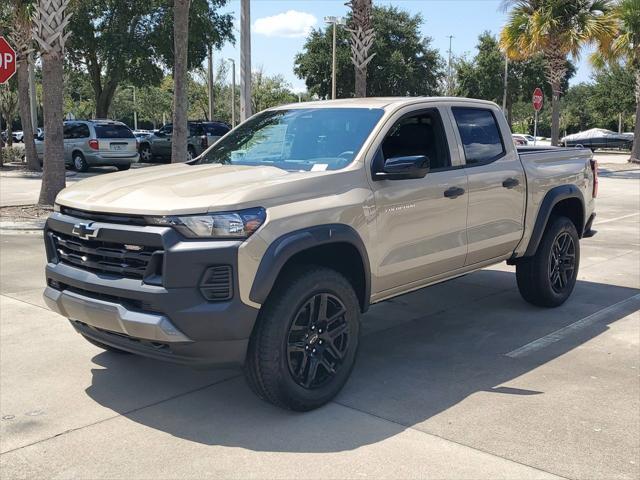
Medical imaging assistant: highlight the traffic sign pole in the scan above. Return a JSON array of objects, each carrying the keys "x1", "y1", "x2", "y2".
[{"x1": 532, "y1": 87, "x2": 544, "y2": 147}]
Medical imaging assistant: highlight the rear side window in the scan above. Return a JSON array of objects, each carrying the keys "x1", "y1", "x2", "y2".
[
  {"x1": 94, "y1": 124, "x2": 134, "y2": 139},
  {"x1": 452, "y1": 107, "x2": 505, "y2": 165},
  {"x1": 204, "y1": 124, "x2": 230, "y2": 136}
]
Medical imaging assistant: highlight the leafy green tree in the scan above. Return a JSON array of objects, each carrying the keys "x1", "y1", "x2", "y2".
[
  {"x1": 457, "y1": 32, "x2": 574, "y2": 126},
  {"x1": 501, "y1": 0, "x2": 618, "y2": 146},
  {"x1": 252, "y1": 68, "x2": 298, "y2": 113},
  {"x1": 66, "y1": 0, "x2": 234, "y2": 118},
  {"x1": 295, "y1": 6, "x2": 443, "y2": 98}
]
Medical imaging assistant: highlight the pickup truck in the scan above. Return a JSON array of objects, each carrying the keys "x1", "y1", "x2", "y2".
[{"x1": 42, "y1": 97, "x2": 597, "y2": 411}]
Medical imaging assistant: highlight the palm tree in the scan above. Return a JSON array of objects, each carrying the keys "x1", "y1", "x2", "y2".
[
  {"x1": 500, "y1": 0, "x2": 617, "y2": 146},
  {"x1": 10, "y1": 0, "x2": 39, "y2": 171},
  {"x1": 592, "y1": 0, "x2": 640, "y2": 162},
  {"x1": 346, "y1": 0, "x2": 375, "y2": 98},
  {"x1": 171, "y1": 0, "x2": 190, "y2": 163},
  {"x1": 32, "y1": 0, "x2": 71, "y2": 205}
]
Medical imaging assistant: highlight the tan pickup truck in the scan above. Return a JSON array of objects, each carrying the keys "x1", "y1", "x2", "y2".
[{"x1": 43, "y1": 97, "x2": 597, "y2": 411}]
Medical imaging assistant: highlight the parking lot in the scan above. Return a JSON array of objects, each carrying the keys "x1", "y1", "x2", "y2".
[{"x1": 0, "y1": 159, "x2": 638, "y2": 479}]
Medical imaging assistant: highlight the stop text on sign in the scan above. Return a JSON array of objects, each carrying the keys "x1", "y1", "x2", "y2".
[{"x1": 0, "y1": 37, "x2": 17, "y2": 84}]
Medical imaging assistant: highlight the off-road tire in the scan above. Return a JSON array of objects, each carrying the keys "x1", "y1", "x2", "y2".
[
  {"x1": 244, "y1": 266, "x2": 361, "y2": 411},
  {"x1": 80, "y1": 334, "x2": 131, "y2": 354},
  {"x1": 73, "y1": 152, "x2": 89, "y2": 172},
  {"x1": 516, "y1": 216, "x2": 580, "y2": 307}
]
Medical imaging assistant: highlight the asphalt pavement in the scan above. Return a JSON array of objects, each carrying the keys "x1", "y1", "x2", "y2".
[{"x1": 0, "y1": 162, "x2": 638, "y2": 479}]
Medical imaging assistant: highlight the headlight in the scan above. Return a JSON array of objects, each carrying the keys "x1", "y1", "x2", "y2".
[{"x1": 147, "y1": 207, "x2": 266, "y2": 239}]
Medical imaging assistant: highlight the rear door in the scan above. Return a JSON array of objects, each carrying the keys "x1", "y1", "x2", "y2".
[
  {"x1": 370, "y1": 105, "x2": 469, "y2": 295},
  {"x1": 449, "y1": 105, "x2": 526, "y2": 265},
  {"x1": 152, "y1": 124, "x2": 172, "y2": 157}
]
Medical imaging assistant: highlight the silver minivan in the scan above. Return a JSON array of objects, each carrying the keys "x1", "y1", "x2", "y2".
[{"x1": 36, "y1": 120, "x2": 139, "y2": 172}]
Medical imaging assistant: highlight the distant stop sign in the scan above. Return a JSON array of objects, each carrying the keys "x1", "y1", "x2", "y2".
[
  {"x1": 0, "y1": 37, "x2": 17, "y2": 84},
  {"x1": 532, "y1": 87, "x2": 544, "y2": 111}
]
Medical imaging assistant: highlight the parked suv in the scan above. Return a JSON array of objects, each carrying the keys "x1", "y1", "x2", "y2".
[
  {"x1": 44, "y1": 98, "x2": 597, "y2": 411},
  {"x1": 36, "y1": 120, "x2": 139, "y2": 172},
  {"x1": 139, "y1": 121, "x2": 230, "y2": 163}
]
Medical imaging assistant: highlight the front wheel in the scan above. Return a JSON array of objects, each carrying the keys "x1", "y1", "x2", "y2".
[
  {"x1": 516, "y1": 216, "x2": 580, "y2": 307},
  {"x1": 244, "y1": 267, "x2": 361, "y2": 411}
]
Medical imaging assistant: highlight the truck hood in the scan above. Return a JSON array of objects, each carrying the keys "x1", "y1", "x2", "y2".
[{"x1": 56, "y1": 163, "x2": 345, "y2": 215}]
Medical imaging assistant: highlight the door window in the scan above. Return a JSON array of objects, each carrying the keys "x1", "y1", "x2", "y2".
[
  {"x1": 63, "y1": 123, "x2": 74, "y2": 140},
  {"x1": 452, "y1": 107, "x2": 505, "y2": 165},
  {"x1": 381, "y1": 109, "x2": 451, "y2": 171}
]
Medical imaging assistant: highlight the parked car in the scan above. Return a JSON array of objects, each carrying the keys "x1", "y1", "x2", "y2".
[
  {"x1": 138, "y1": 121, "x2": 230, "y2": 163},
  {"x1": 133, "y1": 129, "x2": 152, "y2": 141},
  {"x1": 512, "y1": 134, "x2": 528, "y2": 146},
  {"x1": 1, "y1": 130, "x2": 24, "y2": 143},
  {"x1": 43, "y1": 97, "x2": 597, "y2": 411},
  {"x1": 35, "y1": 120, "x2": 139, "y2": 171},
  {"x1": 561, "y1": 128, "x2": 633, "y2": 151}
]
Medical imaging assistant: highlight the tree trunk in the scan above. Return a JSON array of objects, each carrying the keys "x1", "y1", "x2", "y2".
[
  {"x1": 17, "y1": 58, "x2": 39, "y2": 171},
  {"x1": 171, "y1": 0, "x2": 191, "y2": 163},
  {"x1": 94, "y1": 82, "x2": 118, "y2": 118},
  {"x1": 346, "y1": 0, "x2": 375, "y2": 98},
  {"x1": 551, "y1": 86, "x2": 561, "y2": 147},
  {"x1": 38, "y1": 54, "x2": 66, "y2": 205},
  {"x1": 631, "y1": 71, "x2": 640, "y2": 163}
]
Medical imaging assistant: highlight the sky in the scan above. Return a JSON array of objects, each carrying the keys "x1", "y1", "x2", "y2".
[{"x1": 214, "y1": 0, "x2": 595, "y2": 93}]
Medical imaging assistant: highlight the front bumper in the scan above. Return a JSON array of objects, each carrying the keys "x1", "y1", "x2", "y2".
[{"x1": 43, "y1": 211, "x2": 259, "y2": 366}]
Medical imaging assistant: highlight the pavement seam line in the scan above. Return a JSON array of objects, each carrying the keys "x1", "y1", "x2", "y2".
[
  {"x1": 505, "y1": 293, "x2": 640, "y2": 358},
  {"x1": 0, "y1": 293, "x2": 53, "y2": 313},
  {"x1": 332, "y1": 400, "x2": 572, "y2": 480},
  {"x1": 0, "y1": 373, "x2": 242, "y2": 456}
]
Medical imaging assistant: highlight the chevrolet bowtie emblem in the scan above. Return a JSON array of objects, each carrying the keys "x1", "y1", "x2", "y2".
[{"x1": 71, "y1": 222, "x2": 100, "y2": 240}]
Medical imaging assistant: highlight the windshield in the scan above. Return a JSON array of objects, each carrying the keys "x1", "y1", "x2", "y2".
[{"x1": 196, "y1": 107, "x2": 384, "y2": 171}]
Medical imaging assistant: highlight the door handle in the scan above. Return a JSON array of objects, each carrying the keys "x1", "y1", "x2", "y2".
[
  {"x1": 444, "y1": 186, "x2": 465, "y2": 199},
  {"x1": 502, "y1": 177, "x2": 520, "y2": 189}
]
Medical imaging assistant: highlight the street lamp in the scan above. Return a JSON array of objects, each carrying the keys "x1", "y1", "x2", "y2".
[
  {"x1": 227, "y1": 58, "x2": 236, "y2": 127},
  {"x1": 125, "y1": 86, "x2": 138, "y2": 130},
  {"x1": 324, "y1": 16, "x2": 345, "y2": 100}
]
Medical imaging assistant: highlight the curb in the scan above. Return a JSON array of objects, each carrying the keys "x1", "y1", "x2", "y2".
[{"x1": 0, "y1": 221, "x2": 45, "y2": 232}]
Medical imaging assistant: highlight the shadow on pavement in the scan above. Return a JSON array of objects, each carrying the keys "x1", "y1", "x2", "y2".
[{"x1": 85, "y1": 270, "x2": 639, "y2": 453}]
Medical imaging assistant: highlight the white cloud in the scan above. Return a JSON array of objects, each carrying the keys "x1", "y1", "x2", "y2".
[{"x1": 253, "y1": 10, "x2": 317, "y2": 38}]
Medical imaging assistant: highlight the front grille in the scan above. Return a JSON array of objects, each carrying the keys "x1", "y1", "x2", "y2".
[
  {"x1": 199, "y1": 265, "x2": 233, "y2": 301},
  {"x1": 60, "y1": 206, "x2": 146, "y2": 225},
  {"x1": 50, "y1": 231, "x2": 162, "y2": 279}
]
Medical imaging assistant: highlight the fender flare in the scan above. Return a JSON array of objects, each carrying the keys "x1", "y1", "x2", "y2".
[
  {"x1": 249, "y1": 224, "x2": 371, "y2": 311},
  {"x1": 524, "y1": 184, "x2": 585, "y2": 257}
]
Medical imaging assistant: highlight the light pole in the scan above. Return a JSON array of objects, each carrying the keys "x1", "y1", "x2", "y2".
[
  {"x1": 447, "y1": 35, "x2": 454, "y2": 95},
  {"x1": 207, "y1": 45, "x2": 214, "y2": 121},
  {"x1": 132, "y1": 87, "x2": 137, "y2": 130},
  {"x1": 228, "y1": 58, "x2": 236, "y2": 127},
  {"x1": 502, "y1": 55, "x2": 509, "y2": 112},
  {"x1": 240, "y1": 0, "x2": 252, "y2": 121},
  {"x1": 324, "y1": 16, "x2": 345, "y2": 100}
]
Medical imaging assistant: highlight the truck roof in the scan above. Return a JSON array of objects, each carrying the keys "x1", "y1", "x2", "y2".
[{"x1": 273, "y1": 96, "x2": 499, "y2": 111}]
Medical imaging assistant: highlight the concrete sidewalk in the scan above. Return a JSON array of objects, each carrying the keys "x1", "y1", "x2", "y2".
[{"x1": 0, "y1": 171, "x2": 638, "y2": 478}]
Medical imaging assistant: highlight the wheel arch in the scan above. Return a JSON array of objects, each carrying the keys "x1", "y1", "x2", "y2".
[
  {"x1": 524, "y1": 184, "x2": 585, "y2": 257},
  {"x1": 249, "y1": 224, "x2": 371, "y2": 312}
]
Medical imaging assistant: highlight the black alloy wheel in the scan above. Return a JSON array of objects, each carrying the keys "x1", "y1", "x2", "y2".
[
  {"x1": 549, "y1": 232, "x2": 576, "y2": 294},
  {"x1": 286, "y1": 293, "x2": 350, "y2": 389}
]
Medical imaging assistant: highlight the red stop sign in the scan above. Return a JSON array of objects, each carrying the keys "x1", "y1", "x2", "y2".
[
  {"x1": 0, "y1": 37, "x2": 17, "y2": 84},
  {"x1": 532, "y1": 87, "x2": 544, "y2": 112}
]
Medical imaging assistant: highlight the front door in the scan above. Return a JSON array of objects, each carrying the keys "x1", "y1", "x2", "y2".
[{"x1": 371, "y1": 107, "x2": 469, "y2": 295}]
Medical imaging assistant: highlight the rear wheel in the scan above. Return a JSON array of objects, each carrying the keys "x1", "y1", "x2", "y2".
[
  {"x1": 244, "y1": 267, "x2": 360, "y2": 411},
  {"x1": 116, "y1": 163, "x2": 131, "y2": 171},
  {"x1": 73, "y1": 152, "x2": 89, "y2": 172},
  {"x1": 516, "y1": 216, "x2": 580, "y2": 307}
]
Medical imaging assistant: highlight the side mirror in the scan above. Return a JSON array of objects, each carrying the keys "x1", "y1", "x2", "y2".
[
  {"x1": 375, "y1": 155, "x2": 430, "y2": 180},
  {"x1": 155, "y1": 131, "x2": 165, "y2": 137}
]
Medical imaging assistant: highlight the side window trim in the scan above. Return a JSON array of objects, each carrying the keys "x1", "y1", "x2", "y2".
[{"x1": 451, "y1": 106, "x2": 507, "y2": 167}]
